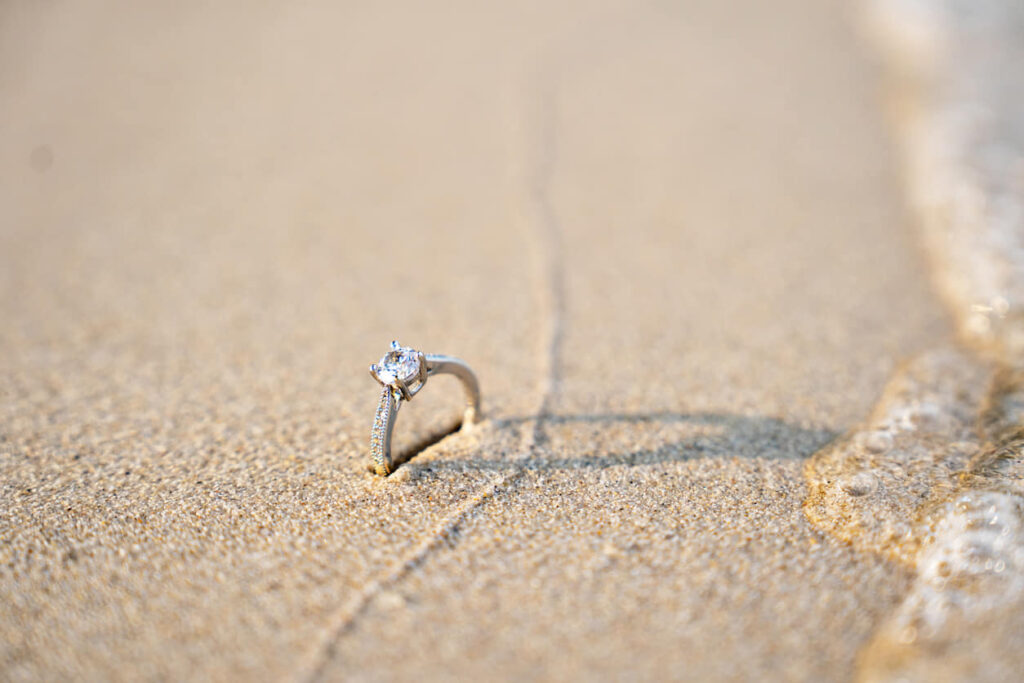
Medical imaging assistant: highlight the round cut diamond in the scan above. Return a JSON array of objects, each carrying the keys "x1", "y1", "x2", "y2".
[{"x1": 376, "y1": 347, "x2": 421, "y2": 385}]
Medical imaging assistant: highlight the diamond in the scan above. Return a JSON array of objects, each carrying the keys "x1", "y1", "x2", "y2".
[{"x1": 375, "y1": 344, "x2": 421, "y2": 385}]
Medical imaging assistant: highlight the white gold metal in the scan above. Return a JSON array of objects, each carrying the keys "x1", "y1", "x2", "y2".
[{"x1": 369, "y1": 341, "x2": 481, "y2": 475}]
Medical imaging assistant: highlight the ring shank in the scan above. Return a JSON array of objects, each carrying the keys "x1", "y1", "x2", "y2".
[{"x1": 425, "y1": 354, "x2": 481, "y2": 425}]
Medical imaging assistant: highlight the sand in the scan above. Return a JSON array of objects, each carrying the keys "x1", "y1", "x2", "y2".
[{"x1": 0, "y1": 0, "x2": 1007, "y2": 680}]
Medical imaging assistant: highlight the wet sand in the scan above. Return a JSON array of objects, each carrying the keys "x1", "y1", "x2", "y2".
[{"x1": 0, "y1": 0, "x2": 977, "y2": 680}]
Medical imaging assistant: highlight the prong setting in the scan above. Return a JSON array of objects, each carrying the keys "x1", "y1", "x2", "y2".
[
  {"x1": 394, "y1": 376, "x2": 413, "y2": 400},
  {"x1": 417, "y1": 352, "x2": 428, "y2": 383},
  {"x1": 371, "y1": 341, "x2": 426, "y2": 398}
]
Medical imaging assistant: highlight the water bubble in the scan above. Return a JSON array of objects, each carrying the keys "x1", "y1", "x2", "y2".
[
  {"x1": 863, "y1": 431, "x2": 894, "y2": 453},
  {"x1": 840, "y1": 471, "x2": 878, "y2": 497}
]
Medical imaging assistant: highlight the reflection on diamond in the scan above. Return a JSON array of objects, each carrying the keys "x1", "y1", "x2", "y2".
[{"x1": 376, "y1": 346, "x2": 420, "y2": 384}]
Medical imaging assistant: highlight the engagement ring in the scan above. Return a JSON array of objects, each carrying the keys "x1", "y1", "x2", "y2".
[{"x1": 369, "y1": 341, "x2": 481, "y2": 475}]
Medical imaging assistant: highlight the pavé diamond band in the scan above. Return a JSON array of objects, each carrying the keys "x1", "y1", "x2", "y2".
[{"x1": 369, "y1": 341, "x2": 481, "y2": 476}]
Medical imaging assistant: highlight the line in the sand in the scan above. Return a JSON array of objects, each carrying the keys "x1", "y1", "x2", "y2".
[
  {"x1": 524, "y1": 71, "x2": 566, "y2": 451},
  {"x1": 296, "y1": 67, "x2": 567, "y2": 683},
  {"x1": 298, "y1": 469, "x2": 519, "y2": 682}
]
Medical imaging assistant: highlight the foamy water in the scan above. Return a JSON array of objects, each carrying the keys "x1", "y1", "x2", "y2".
[
  {"x1": 804, "y1": 349, "x2": 990, "y2": 563},
  {"x1": 804, "y1": 1, "x2": 1024, "y2": 678},
  {"x1": 805, "y1": 350, "x2": 1024, "y2": 680},
  {"x1": 864, "y1": 0, "x2": 1024, "y2": 357}
]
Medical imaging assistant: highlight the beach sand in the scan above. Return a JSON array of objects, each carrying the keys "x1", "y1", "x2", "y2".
[{"x1": 0, "y1": 0, "x2": 1005, "y2": 679}]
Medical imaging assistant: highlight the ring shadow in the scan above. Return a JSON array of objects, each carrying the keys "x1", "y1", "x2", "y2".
[{"x1": 394, "y1": 411, "x2": 838, "y2": 476}]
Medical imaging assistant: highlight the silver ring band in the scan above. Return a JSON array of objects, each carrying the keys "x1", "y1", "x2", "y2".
[{"x1": 369, "y1": 342, "x2": 480, "y2": 476}]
